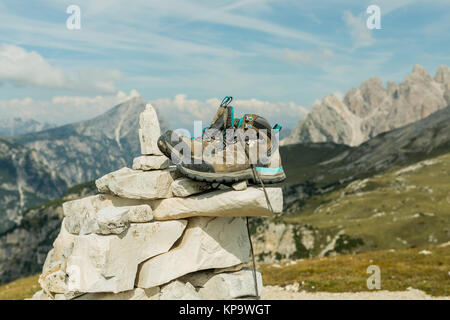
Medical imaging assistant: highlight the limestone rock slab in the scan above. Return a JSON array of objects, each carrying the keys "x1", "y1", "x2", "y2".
[
  {"x1": 127, "y1": 204, "x2": 153, "y2": 222},
  {"x1": 139, "y1": 103, "x2": 163, "y2": 155},
  {"x1": 232, "y1": 180, "x2": 248, "y2": 191},
  {"x1": 67, "y1": 220, "x2": 187, "y2": 293},
  {"x1": 74, "y1": 287, "x2": 160, "y2": 300},
  {"x1": 132, "y1": 155, "x2": 170, "y2": 170},
  {"x1": 159, "y1": 280, "x2": 201, "y2": 300},
  {"x1": 63, "y1": 195, "x2": 154, "y2": 235},
  {"x1": 96, "y1": 167, "x2": 174, "y2": 199},
  {"x1": 42, "y1": 221, "x2": 77, "y2": 273},
  {"x1": 198, "y1": 269, "x2": 263, "y2": 300},
  {"x1": 136, "y1": 217, "x2": 250, "y2": 288},
  {"x1": 152, "y1": 187, "x2": 283, "y2": 220},
  {"x1": 171, "y1": 177, "x2": 211, "y2": 197},
  {"x1": 39, "y1": 267, "x2": 67, "y2": 295}
]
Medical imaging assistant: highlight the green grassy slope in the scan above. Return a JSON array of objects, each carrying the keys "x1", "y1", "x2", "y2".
[
  {"x1": 260, "y1": 245, "x2": 450, "y2": 296},
  {"x1": 282, "y1": 153, "x2": 450, "y2": 253},
  {"x1": 1, "y1": 245, "x2": 448, "y2": 299}
]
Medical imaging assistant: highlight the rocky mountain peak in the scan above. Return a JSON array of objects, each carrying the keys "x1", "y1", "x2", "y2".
[
  {"x1": 344, "y1": 77, "x2": 386, "y2": 118},
  {"x1": 408, "y1": 64, "x2": 432, "y2": 81},
  {"x1": 434, "y1": 65, "x2": 450, "y2": 85},
  {"x1": 13, "y1": 97, "x2": 168, "y2": 186},
  {"x1": 413, "y1": 64, "x2": 430, "y2": 76},
  {"x1": 282, "y1": 64, "x2": 449, "y2": 147}
]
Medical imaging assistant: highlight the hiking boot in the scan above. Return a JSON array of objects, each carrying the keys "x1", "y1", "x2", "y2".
[
  {"x1": 176, "y1": 114, "x2": 286, "y2": 184},
  {"x1": 157, "y1": 96, "x2": 235, "y2": 162}
]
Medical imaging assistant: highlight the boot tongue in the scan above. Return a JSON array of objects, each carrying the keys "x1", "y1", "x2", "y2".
[
  {"x1": 201, "y1": 97, "x2": 234, "y2": 140},
  {"x1": 209, "y1": 106, "x2": 234, "y2": 129},
  {"x1": 203, "y1": 106, "x2": 234, "y2": 141}
]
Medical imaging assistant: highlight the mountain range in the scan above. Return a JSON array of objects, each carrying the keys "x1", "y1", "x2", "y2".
[
  {"x1": 12, "y1": 97, "x2": 168, "y2": 186},
  {"x1": 0, "y1": 64, "x2": 449, "y2": 283},
  {"x1": 0, "y1": 139, "x2": 67, "y2": 235},
  {"x1": 282, "y1": 65, "x2": 450, "y2": 146},
  {"x1": 0, "y1": 118, "x2": 56, "y2": 137},
  {"x1": 0, "y1": 97, "x2": 167, "y2": 235}
]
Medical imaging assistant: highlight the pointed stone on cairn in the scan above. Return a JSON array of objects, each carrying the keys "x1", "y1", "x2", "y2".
[
  {"x1": 32, "y1": 101, "x2": 284, "y2": 300},
  {"x1": 139, "y1": 103, "x2": 163, "y2": 156}
]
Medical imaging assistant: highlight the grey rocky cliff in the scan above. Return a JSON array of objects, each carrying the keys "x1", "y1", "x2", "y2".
[
  {"x1": 282, "y1": 65, "x2": 450, "y2": 146},
  {"x1": 0, "y1": 138, "x2": 67, "y2": 235},
  {"x1": 13, "y1": 97, "x2": 168, "y2": 186}
]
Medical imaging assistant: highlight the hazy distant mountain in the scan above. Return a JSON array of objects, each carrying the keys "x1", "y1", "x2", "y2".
[
  {"x1": 278, "y1": 127, "x2": 292, "y2": 140},
  {"x1": 0, "y1": 97, "x2": 167, "y2": 235},
  {"x1": 0, "y1": 138, "x2": 67, "y2": 235},
  {"x1": 0, "y1": 118, "x2": 56, "y2": 137},
  {"x1": 282, "y1": 65, "x2": 450, "y2": 146},
  {"x1": 12, "y1": 97, "x2": 168, "y2": 186}
]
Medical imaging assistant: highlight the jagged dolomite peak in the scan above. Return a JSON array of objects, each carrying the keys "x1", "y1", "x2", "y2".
[
  {"x1": 66, "y1": 220, "x2": 187, "y2": 293},
  {"x1": 136, "y1": 217, "x2": 251, "y2": 288},
  {"x1": 96, "y1": 167, "x2": 175, "y2": 199},
  {"x1": 151, "y1": 187, "x2": 283, "y2": 220},
  {"x1": 139, "y1": 103, "x2": 163, "y2": 155},
  {"x1": 132, "y1": 155, "x2": 170, "y2": 170},
  {"x1": 282, "y1": 65, "x2": 450, "y2": 147}
]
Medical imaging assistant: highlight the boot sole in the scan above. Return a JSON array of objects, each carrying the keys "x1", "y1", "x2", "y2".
[{"x1": 177, "y1": 164, "x2": 286, "y2": 184}]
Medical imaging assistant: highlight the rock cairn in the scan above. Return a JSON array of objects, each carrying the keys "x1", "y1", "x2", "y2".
[{"x1": 31, "y1": 103, "x2": 283, "y2": 300}]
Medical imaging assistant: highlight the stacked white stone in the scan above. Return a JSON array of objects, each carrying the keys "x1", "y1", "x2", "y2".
[{"x1": 32, "y1": 103, "x2": 283, "y2": 301}]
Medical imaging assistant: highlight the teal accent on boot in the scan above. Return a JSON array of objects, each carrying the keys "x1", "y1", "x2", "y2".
[{"x1": 256, "y1": 166, "x2": 283, "y2": 173}]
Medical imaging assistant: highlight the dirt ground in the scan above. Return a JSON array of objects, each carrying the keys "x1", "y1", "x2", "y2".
[{"x1": 261, "y1": 286, "x2": 450, "y2": 300}]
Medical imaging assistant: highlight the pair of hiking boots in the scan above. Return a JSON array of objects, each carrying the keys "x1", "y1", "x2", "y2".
[{"x1": 157, "y1": 96, "x2": 286, "y2": 184}]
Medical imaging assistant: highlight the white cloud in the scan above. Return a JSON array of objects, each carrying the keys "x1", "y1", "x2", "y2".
[
  {"x1": 0, "y1": 44, "x2": 123, "y2": 93},
  {"x1": 0, "y1": 91, "x2": 307, "y2": 129},
  {"x1": 282, "y1": 48, "x2": 334, "y2": 65},
  {"x1": 0, "y1": 43, "x2": 68, "y2": 88},
  {"x1": 0, "y1": 89, "x2": 140, "y2": 124},
  {"x1": 343, "y1": 11, "x2": 375, "y2": 48},
  {"x1": 152, "y1": 94, "x2": 308, "y2": 129}
]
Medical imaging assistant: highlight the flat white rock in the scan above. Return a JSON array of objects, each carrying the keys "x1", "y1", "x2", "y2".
[
  {"x1": 39, "y1": 268, "x2": 67, "y2": 295},
  {"x1": 151, "y1": 187, "x2": 283, "y2": 220},
  {"x1": 42, "y1": 221, "x2": 77, "y2": 272},
  {"x1": 232, "y1": 180, "x2": 248, "y2": 191},
  {"x1": 63, "y1": 195, "x2": 154, "y2": 234},
  {"x1": 67, "y1": 220, "x2": 187, "y2": 293},
  {"x1": 96, "y1": 167, "x2": 174, "y2": 199},
  {"x1": 30, "y1": 290, "x2": 51, "y2": 300},
  {"x1": 159, "y1": 280, "x2": 201, "y2": 300},
  {"x1": 171, "y1": 177, "x2": 211, "y2": 197},
  {"x1": 74, "y1": 287, "x2": 160, "y2": 300},
  {"x1": 136, "y1": 217, "x2": 250, "y2": 288},
  {"x1": 132, "y1": 155, "x2": 170, "y2": 170},
  {"x1": 198, "y1": 269, "x2": 263, "y2": 300},
  {"x1": 139, "y1": 103, "x2": 163, "y2": 155},
  {"x1": 127, "y1": 204, "x2": 154, "y2": 222},
  {"x1": 96, "y1": 206, "x2": 130, "y2": 234}
]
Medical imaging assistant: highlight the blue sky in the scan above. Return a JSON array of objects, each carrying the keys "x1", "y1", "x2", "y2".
[{"x1": 0, "y1": 0, "x2": 449, "y2": 129}]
